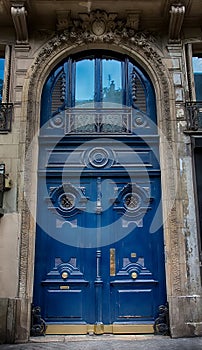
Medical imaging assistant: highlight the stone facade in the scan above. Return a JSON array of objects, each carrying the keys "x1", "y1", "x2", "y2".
[{"x1": 0, "y1": 0, "x2": 202, "y2": 343}]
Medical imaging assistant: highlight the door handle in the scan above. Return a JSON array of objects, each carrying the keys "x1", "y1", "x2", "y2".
[
  {"x1": 110, "y1": 248, "x2": 116, "y2": 276},
  {"x1": 96, "y1": 177, "x2": 102, "y2": 214}
]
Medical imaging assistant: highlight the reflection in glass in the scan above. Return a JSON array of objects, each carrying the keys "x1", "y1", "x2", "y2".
[
  {"x1": 75, "y1": 59, "x2": 95, "y2": 107},
  {"x1": 193, "y1": 57, "x2": 202, "y2": 101},
  {"x1": 0, "y1": 58, "x2": 5, "y2": 102},
  {"x1": 192, "y1": 57, "x2": 202, "y2": 72},
  {"x1": 192, "y1": 57, "x2": 202, "y2": 127},
  {"x1": 102, "y1": 59, "x2": 123, "y2": 105}
]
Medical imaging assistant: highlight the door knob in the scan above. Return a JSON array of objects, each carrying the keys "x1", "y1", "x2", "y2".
[{"x1": 131, "y1": 272, "x2": 138, "y2": 279}]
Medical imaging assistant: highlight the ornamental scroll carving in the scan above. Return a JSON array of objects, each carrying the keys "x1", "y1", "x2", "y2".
[
  {"x1": 33, "y1": 9, "x2": 160, "y2": 67},
  {"x1": 56, "y1": 9, "x2": 140, "y2": 35}
]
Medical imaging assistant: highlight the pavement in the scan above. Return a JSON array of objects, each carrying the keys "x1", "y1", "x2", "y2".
[{"x1": 0, "y1": 335, "x2": 202, "y2": 350}]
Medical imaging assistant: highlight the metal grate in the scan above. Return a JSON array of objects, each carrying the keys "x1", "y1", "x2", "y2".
[{"x1": 65, "y1": 108, "x2": 132, "y2": 134}]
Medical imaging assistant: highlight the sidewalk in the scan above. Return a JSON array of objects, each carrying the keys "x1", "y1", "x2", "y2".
[{"x1": 0, "y1": 335, "x2": 202, "y2": 350}]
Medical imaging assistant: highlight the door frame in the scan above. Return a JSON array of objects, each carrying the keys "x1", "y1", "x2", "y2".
[{"x1": 17, "y1": 30, "x2": 178, "y2": 340}]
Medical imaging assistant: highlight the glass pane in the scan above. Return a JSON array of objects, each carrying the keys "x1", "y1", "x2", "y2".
[
  {"x1": 192, "y1": 57, "x2": 202, "y2": 127},
  {"x1": 0, "y1": 58, "x2": 5, "y2": 102},
  {"x1": 192, "y1": 57, "x2": 202, "y2": 72},
  {"x1": 193, "y1": 57, "x2": 202, "y2": 100},
  {"x1": 75, "y1": 59, "x2": 95, "y2": 107},
  {"x1": 102, "y1": 59, "x2": 123, "y2": 106}
]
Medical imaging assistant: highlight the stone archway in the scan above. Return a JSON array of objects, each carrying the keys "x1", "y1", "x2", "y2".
[{"x1": 17, "y1": 9, "x2": 180, "y2": 340}]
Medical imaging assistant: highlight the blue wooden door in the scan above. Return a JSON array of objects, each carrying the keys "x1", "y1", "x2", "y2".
[
  {"x1": 33, "y1": 51, "x2": 167, "y2": 334},
  {"x1": 34, "y1": 165, "x2": 166, "y2": 333}
]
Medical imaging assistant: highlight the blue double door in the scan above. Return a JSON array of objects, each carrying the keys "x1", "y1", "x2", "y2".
[
  {"x1": 34, "y1": 156, "x2": 167, "y2": 333},
  {"x1": 33, "y1": 50, "x2": 167, "y2": 334}
]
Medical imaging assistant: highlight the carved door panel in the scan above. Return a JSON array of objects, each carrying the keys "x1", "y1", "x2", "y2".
[
  {"x1": 96, "y1": 176, "x2": 166, "y2": 328},
  {"x1": 33, "y1": 173, "x2": 166, "y2": 333},
  {"x1": 34, "y1": 177, "x2": 99, "y2": 326}
]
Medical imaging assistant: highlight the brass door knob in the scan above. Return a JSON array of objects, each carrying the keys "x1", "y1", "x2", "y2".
[
  {"x1": 131, "y1": 272, "x2": 138, "y2": 279},
  {"x1": 61, "y1": 271, "x2": 68, "y2": 279}
]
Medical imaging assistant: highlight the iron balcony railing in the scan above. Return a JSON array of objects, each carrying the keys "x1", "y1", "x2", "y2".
[
  {"x1": 185, "y1": 101, "x2": 202, "y2": 131},
  {"x1": 65, "y1": 108, "x2": 132, "y2": 134},
  {"x1": 0, "y1": 103, "x2": 13, "y2": 132}
]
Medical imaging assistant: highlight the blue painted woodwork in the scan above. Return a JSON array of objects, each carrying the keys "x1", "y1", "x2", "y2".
[
  {"x1": 0, "y1": 58, "x2": 4, "y2": 103},
  {"x1": 33, "y1": 51, "x2": 167, "y2": 331}
]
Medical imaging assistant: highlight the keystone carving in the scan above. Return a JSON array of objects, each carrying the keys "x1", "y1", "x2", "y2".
[
  {"x1": 56, "y1": 9, "x2": 140, "y2": 38},
  {"x1": 34, "y1": 13, "x2": 156, "y2": 67}
]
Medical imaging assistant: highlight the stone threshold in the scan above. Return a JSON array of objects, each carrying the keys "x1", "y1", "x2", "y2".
[{"x1": 29, "y1": 334, "x2": 167, "y2": 343}]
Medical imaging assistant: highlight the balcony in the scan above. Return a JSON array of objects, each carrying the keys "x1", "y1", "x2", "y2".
[
  {"x1": 185, "y1": 101, "x2": 202, "y2": 131},
  {"x1": 0, "y1": 103, "x2": 13, "y2": 132}
]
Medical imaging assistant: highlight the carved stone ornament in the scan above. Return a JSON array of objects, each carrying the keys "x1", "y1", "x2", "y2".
[
  {"x1": 11, "y1": 2, "x2": 29, "y2": 44},
  {"x1": 33, "y1": 10, "x2": 159, "y2": 68},
  {"x1": 169, "y1": 4, "x2": 185, "y2": 43}
]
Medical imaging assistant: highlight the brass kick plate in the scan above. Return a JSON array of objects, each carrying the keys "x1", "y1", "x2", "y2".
[{"x1": 46, "y1": 323, "x2": 154, "y2": 335}]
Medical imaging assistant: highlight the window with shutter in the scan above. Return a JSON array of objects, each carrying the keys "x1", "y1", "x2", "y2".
[{"x1": 41, "y1": 50, "x2": 156, "y2": 135}]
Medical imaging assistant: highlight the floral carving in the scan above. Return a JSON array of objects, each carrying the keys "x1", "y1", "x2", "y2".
[{"x1": 32, "y1": 10, "x2": 158, "y2": 67}]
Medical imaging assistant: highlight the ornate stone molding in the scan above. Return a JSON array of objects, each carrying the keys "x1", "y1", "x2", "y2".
[
  {"x1": 31, "y1": 10, "x2": 170, "y2": 118},
  {"x1": 126, "y1": 11, "x2": 140, "y2": 31},
  {"x1": 56, "y1": 10, "x2": 71, "y2": 31},
  {"x1": 33, "y1": 11, "x2": 158, "y2": 67},
  {"x1": 11, "y1": 2, "x2": 29, "y2": 45},
  {"x1": 169, "y1": 4, "x2": 185, "y2": 43},
  {"x1": 56, "y1": 9, "x2": 140, "y2": 37}
]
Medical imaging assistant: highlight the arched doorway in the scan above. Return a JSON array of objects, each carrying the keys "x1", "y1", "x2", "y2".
[{"x1": 33, "y1": 50, "x2": 167, "y2": 334}]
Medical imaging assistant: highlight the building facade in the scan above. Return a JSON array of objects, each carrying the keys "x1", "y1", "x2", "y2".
[{"x1": 0, "y1": 0, "x2": 202, "y2": 343}]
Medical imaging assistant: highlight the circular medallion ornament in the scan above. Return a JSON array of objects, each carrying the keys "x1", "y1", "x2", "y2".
[
  {"x1": 91, "y1": 19, "x2": 106, "y2": 36},
  {"x1": 59, "y1": 193, "x2": 75, "y2": 210},
  {"x1": 124, "y1": 193, "x2": 141, "y2": 211},
  {"x1": 133, "y1": 111, "x2": 148, "y2": 128},
  {"x1": 49, "y1": 114, "x2": 64, "y2": 128},
  {"x1": 88, "y1": 147, "x2": 109, "y2": 168}
]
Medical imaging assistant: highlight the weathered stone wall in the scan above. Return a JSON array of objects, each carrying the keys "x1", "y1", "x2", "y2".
[{"x1": 165, "y1": 44, "x2": 202, "y2": 337}]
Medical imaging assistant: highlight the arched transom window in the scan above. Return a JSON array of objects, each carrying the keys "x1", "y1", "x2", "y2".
[{"x1": 41, "y1": 51, "x2": 156, "y2": 135}]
